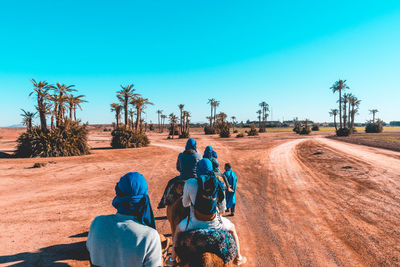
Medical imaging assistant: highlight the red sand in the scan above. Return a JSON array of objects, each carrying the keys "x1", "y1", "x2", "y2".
[{"x1": 1, "y1": 129, "x2": 400, "y2": 266}]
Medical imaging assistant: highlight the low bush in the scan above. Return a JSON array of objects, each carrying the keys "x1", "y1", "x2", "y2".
[
  {"x1": 312, "y1": 124, "x2": 320, "y2": 131},
  {"x1": 259, "y1": 127, "x2": 266, "y2": 133},
  {"x1": 233, "y1": 130, "x2": 238, "y2": 133},
  {"x1": 293, "y1": 121, "x2": 302, "y2": 134},
  {"x1": 299, "y1": 127, "x2": 311, "y2": 135},
  {"x1": 365, "y1": 121, "x2": 383, "y2": 133},
  {"x1": 247, "y1": 124, "x2": 259, "y2": 136},
  {"x1": 111, "y1": 127, "x2": 150, "y2": 148},
  {"x1": 236, "y1": 133, "x2": 244, "y2": 138},
  {"x1": 179, "y1": 131, "x2": 190, "y2": 138},
  {"x1": 336, "y1": 127, "x2": 351, "y2": 136},
  {"x1": 218, "y1": 123, "x2": 231, "y2": 138},
  {"x1": 15, "y1": 121, "x2": 90, "y2": 157},
  {"x1": 204, "y1": 125, "x2": 216, "y2": 135}
]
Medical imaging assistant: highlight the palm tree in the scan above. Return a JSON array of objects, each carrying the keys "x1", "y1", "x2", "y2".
[
  {"x1": 20, "y1": 109, "x2": 36, "y2": 131},
  {"x1": 178, "y1": 104, "x2": 185, "y2": 135},
  {"x1": 183, "y1": 111, "x2": 191, "y2": 134},
  {"x1": 29, "y1": 79, "x2": 52, "y2": 132},
  {"x1": 342, "y1": 93, "x2": 350, "y2": 128},
  {"x1": 72, "y1": 95, "x2": 86, "y2": 121},
  {"x1": 52, "y1": 83, "x2": 76, "y2": 125},
  {"x1": 350, "y1": 96, "x2": 361, "y2": 130},
  {"x1": 331, "y1": 79, "x2": 349, "y2": 128},
  {"x1": 217, "y1": 112, "x2": 227, "y2": 123},
  {"x1": 110, "y1": 103, "x2": 122, "y2": 128},
  {"x1": 207, "y1": 98, "x2": 215, "y2": 126},
  {"x1": 329, "y1": 109, "x2": 339, "y2": 131},
  {"x1": 213, "y1": 101, "x2": 220, "y2": 127},
  {"x1": 169, "y1": 113, "x2": 178, "y2": 139},
  {"x1": 161, "y1": 114, "x2": 167, "y2": 132},
  {"x1": 117, "y1": 84, "x2": 139, "y2": 128},
  {"x1": 231, "y1": 116, "x2": 236, "y2": 131},
  {"x1": 131, "y1": 97, "x2": 153, "y2": 132},
  {"x1": 157, "y1": 110, "x2": 163, "y2": 132},
  {"x1": 256, "y1": 110, "x2": 262, "y2": 128},
  {"x1": 259, "y1": 102, "x2": 269, "y2": 129},
  {"x1": 369, "y1": 109, "x2": 379, "y2": 123},
  {"x1": 129, "y1": 109, "x2": 135, "y2": 129}
]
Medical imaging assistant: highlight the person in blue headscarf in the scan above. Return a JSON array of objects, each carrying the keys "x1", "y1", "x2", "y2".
[
  {"x1": 223, "y1": 163, "x2": 237, "y2": 216},
  {"x1": 168, "y1": 159, "x2": 247, "y2": 266},
  {"x1": 158, "y1": 138, "x2": 202, "y2": 209},
  {"x1": 87, "y1": 172, "x2": 162, "y2": 267},
  {"x1": 203, "y1": 146, "x2": 233, "y2": 193},
  {"x1": 203, "y1": 146, "x2": 219, "y2": 172}
]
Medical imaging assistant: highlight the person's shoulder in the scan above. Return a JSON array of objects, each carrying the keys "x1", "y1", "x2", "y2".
[{"x1": 92, "y1": 214, "x2": 114, "y2": 223}]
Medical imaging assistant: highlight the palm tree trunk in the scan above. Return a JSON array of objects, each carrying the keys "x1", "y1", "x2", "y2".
[
  {"x1": 136, "y1": 107, "x2": 141, "y2": 132},
  {"x1": 334, "y1": 115, "x2": 337, "y2": 131},
  {"x1": 70, "y1": 106, "x2": 73, "y2": 120},
  {"x1": 74, "y1": 106, "x2": 77, "y2": 121},
  {"x1": 210, "y1": 104, "x2": 213, "y2": 127},
  {"x1": 339, "y1": 90, "x2": 342, "y2": 128}
]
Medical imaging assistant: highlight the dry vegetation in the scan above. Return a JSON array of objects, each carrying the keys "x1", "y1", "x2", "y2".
[{"x1": 329, "y1": 132, "x2": 400, "y2": 152}]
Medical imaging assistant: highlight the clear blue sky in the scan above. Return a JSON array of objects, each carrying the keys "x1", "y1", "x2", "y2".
[{"x1": 1, "y1": 1, "x2": 400, "y2": 126}]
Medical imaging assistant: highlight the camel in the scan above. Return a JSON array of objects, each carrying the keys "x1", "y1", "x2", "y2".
[
  {"x1": 166, "y1": 183, "x2": 189, "y2": 234},
  {"x1": 166, "y1": 186, "x2": 235, "y2": 266}
]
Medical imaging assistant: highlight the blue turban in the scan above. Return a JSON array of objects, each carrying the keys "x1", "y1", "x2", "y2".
[
  {"x1": 212, "y1": 150, "x2": 218, "y2": 159},
  {"x1": 203, "y1": 146, "x2": 213, "y2": 159},
  {"x1": 112, "y1": 172, "x2": 156, "y2": 229},
  {"x1": 196, "y1": 158, "x2": 214, "y2": 177},
  {"x1": 185, "y1": 138, "x2": 197, "y2": 152}
]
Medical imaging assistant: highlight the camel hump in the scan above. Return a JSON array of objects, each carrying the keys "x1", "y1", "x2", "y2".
[{"x1": 175, "y1": 229, "x2": 237, "y2": 265}]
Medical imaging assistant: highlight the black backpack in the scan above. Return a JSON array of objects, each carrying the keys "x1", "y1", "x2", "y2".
[{"x1": 194, "y1": 174, "x2": 221, "y2": 216}]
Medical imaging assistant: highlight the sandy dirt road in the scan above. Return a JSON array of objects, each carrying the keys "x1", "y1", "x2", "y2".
[{"x1": 1, "y1": 130, "x2": 400, "y2": 266}]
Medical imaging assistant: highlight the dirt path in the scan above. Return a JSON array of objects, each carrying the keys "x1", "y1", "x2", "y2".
[{"x1": 1, "y1": 132, "x2": 400, "y2": 266}]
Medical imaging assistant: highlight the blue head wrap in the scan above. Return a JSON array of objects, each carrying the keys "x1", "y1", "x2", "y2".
[
  {"x1": 112, "y1": 172, "x2": 156, "y2": 229},
  {"x1": 185, "y1": 138, "x2": 197, "y2": 152},
  {"x1": 212, "y1": 150, "x2": 218, "y2": 159},
  {"x1": 203, "y1": 146, "x2": 213, "y2": 159},
  {"x1": 196, "y1": 158, "x2": 214, "y2": 177}
]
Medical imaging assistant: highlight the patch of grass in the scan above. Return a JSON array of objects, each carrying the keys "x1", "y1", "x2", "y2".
[{"x1": 329, "y1": 132, "x2": 400, "y2": 152}]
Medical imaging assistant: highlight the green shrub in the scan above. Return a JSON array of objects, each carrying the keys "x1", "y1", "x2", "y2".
[
  {"x1": 259, "y1": 127, "x2": 266, "y2": 133},
  {"x1": 179, "y1": 131, "x2": 190, "y2": 138},
  {"x1": 218, "y1": 123, "x2": 231, "y2": 138},
  {"x1": 15, "y1": 121, "x2": 90, "y2": 157},
  {"x1": 236, "y1": 133, "x2": 244, "y2": 138},
  {"x1": 299, "y1": 127, "x2": 311, "y2": 135},
  {"x1": 233, "y1": 130, "x2": 238, "y2": 133},
  {"x1": 247, "y1": 124, "x2": 259, "y2": 136},
  {"x1": 111, "y1": 127, "x2": 150, "y2": 148},
  {"x1": 312, "y1": 124, "x2": 320, "y2": 131},
  {"x1": 336, "y1": 127, "x2": 351, "y2": 136},
  {"x1": 365, "y1": 121, "x2": 383, "y2": 133},
  {"x1": 204, "y1": 125, "x2": 216, "y2": 135},
  {"x1": 293, "y1": 121, "x2": 302, "y2": 134}
]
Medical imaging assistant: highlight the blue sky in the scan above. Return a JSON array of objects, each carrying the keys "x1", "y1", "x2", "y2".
[{"x1": 1, "y1": 1, "x2": 400, "y2": 126}]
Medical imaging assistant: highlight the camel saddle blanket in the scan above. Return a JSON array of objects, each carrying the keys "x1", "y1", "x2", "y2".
[{"x1": 175, "y1": 228, "x2": 238, "y2": 264}]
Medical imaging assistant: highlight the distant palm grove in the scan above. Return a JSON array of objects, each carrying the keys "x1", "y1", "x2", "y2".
[{"x1": 15, "y1": 79, "x2": 89, "y2": 157}]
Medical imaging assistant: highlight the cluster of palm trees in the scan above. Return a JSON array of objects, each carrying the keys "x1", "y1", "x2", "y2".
[
  {"x1": 369, "y1": 109, "x2": 379, "y2": 123},
  {"x1": 257, "y1": 101, "x2": 269, "y2": 130},
  {"x1": 156, "y1": 110, "x2": 167, "y2": 133},
  {"x1": 207, "y1": 98, "x2": 220, "y2": 127},
  {"x1": 25, "y1": 79, "x2": 86, "y2": 132},
  {"x1": 330, "y1": 79, "x2": 361, "y2": 133},
  {"x1": 110, "y1": 84, "x2": 153, "y2": 132},
  {"x1": 165, "y1": 104, "x2": 191, "y2": 139}
]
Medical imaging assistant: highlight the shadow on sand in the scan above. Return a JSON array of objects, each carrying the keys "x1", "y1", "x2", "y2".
[{"x1": 0, "y1": 232, "x2": 90, "y2": 266}]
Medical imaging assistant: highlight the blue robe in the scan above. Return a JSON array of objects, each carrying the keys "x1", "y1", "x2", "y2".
[{"x1": 223, "y1": 169, "x2": 237, "y2": 209}]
